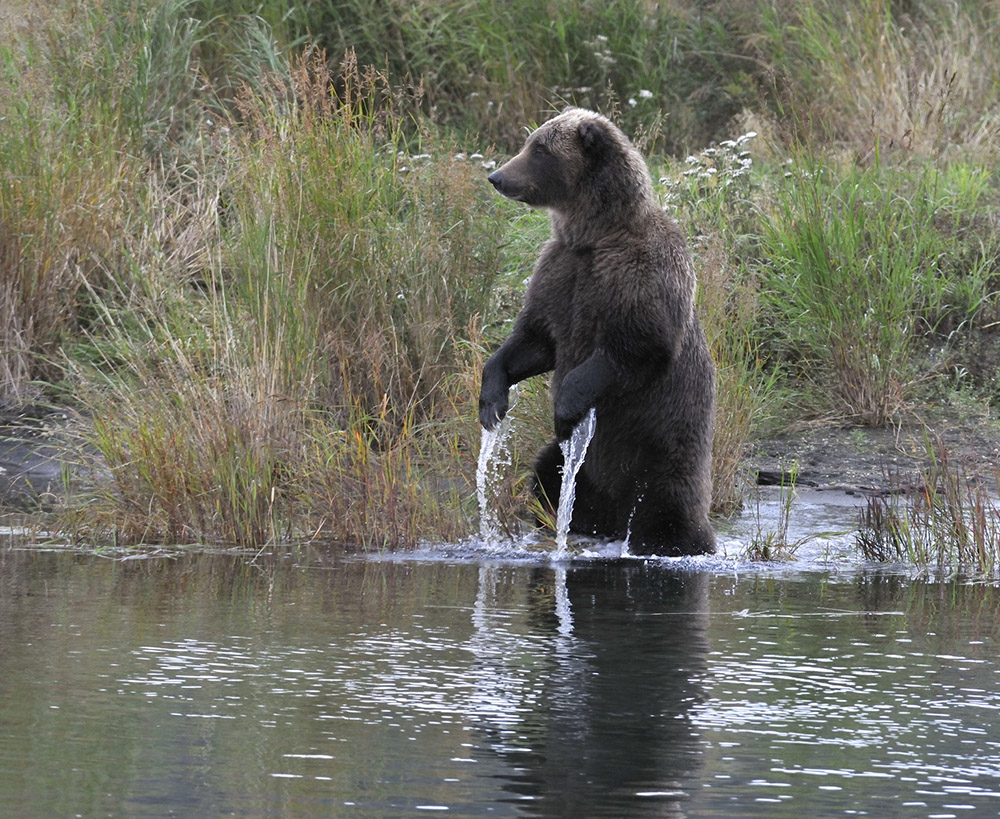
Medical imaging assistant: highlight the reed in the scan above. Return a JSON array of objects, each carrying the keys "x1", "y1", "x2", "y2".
[{"x1": 856, "y1": 439, "x2": 1000, "y2": 576}]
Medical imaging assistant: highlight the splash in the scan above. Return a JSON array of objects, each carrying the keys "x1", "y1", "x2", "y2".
[
  {"x1": 554, "y1": 408, "x2": 597, "y2": 559},
  {"x1": 476, "y1": 388, "x2": 517, "y2": 548}
]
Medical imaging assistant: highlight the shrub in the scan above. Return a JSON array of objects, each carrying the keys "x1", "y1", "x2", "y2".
[
  {"x1": 67, "y1": 54, "x2": 509, "y2": 547},
  {"x1": 761, "y1": 160, "x2": 996, "y2": 425}
]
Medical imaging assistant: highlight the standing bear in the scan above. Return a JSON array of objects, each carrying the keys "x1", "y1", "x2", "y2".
[{"x1": 479, "y1": 107, "x2": 716, "y2": 556}]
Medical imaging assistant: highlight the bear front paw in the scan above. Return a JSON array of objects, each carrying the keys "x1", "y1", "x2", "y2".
[
  {"x1": 554, "y1": 407, "x2": 585, "y2": 441},
  {"x1": 478, "y1": 392, "x2": 508, "y2": 431}
]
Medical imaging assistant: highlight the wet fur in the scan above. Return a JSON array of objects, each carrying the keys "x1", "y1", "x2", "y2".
[{"x1": 480, "y1": 108, "x2": 715, "y2": 556}]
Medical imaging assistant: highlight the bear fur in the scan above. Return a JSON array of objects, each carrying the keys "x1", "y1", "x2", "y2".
[{"x1": 479, "y1": 107, "x2": 716, "y2": 556}]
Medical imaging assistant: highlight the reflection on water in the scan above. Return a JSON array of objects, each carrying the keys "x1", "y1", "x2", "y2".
[
  {"x1": 472, "y1": 563, "x2": 708, "y2": 816},
  {"x1": 1, "y1": 550, "x2": 1000, "y2": 817}
]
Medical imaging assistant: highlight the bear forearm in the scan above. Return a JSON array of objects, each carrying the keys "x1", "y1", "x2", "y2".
[
  {"x1": 553, "y1": 351, "x2": 618, "y2": 439},
  {"x1": 478, "y1": 330, "x2": 555, "y2": 429}
]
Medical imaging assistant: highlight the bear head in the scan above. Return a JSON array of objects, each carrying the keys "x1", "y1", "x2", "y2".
[{"x1": 487, "y1": 108, "x2": 657, "y2": 246}]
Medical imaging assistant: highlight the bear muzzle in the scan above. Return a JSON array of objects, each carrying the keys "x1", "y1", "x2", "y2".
[
  {"x1": 487, "y1": 169, "x2": 532, "y2": 203},
  {"x1": 487, "y1": 170, "x2": 506, "y2": 193}
]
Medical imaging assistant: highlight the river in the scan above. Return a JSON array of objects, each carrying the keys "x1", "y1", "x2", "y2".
[{"x1": 2, "y1": 526, "x2": 999, "y2": 817}]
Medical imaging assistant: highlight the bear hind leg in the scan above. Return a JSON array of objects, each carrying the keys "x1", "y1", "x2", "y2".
[
  {"x1": 625, "y1": 503, "x2": 716, "y2": 557},
  {"x1": 530, "y1": 441, "x2": 563, "y2": 524},
  {"x1": 531, "y1": 441, "x2": 618, "y2": 538}
]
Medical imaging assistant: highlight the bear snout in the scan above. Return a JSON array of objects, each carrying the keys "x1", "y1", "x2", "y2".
[{"x1": 487, "y1": 169, "x2": 527, "y2": 202}]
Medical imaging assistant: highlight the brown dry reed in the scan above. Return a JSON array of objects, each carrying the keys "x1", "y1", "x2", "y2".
[{"x1": 65, "y1": 52, "x2": 507, "y2": 548}]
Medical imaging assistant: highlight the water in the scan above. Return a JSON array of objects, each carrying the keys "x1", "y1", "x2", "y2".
[
  {"x1": 3, "y1": 544, "x2": 1000, "y2": 818},
  {"x1": 478, "y1": 405, "x2": 595, "y2": 558},
  {"x1": 554, "y1": 408, "x2": 596, "y2": 557},
  {"x1": 476, "y1": 390, "x2": 517, "y2": 548}
]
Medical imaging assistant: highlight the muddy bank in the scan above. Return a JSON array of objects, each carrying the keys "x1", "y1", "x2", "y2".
[
  {"x1": 748, "y1": 411, "x2": 1000, "y2": 497},
  {"x1": 0, "y1": 407, "x2": 72, "y2": 511}
]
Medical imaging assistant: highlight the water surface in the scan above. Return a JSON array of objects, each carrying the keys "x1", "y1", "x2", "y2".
[{"x1": 1, "y1": 547, "x2": 999, "y2": 817}]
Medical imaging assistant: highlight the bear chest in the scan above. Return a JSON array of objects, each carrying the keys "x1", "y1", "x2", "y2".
[{"x1": 531, "y1": 245, "x2": 605, "y2": 353}]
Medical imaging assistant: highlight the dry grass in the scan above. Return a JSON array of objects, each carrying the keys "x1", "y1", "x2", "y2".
[
  {"x1": 0, "y1": 115, "x2": 133, "y2": 408},
  {"x1": 696, "y1": 237, "x2": 772, "y2": 516},
  {"x1": 61, "y1": 53, "x2": 508, "y2": 548},
  {"x1": 757, "y1": 0, "x2": 1000, "y2": 160}
]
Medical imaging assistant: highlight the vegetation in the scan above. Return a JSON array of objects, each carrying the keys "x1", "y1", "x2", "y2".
[
  {"x1": 857, "y1": 438, "x2": 1000, "y2": 576},
  {"x1": 1, "y1": 0, "x2": 998, "y2": 559},
  {"x1": 741, "y1": 462, "x2": 808, "y2": 562}
]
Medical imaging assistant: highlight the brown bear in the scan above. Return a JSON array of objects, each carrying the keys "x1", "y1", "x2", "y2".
[{"x1": 479, "y1": 107, "x2": 716, "y2": 556}]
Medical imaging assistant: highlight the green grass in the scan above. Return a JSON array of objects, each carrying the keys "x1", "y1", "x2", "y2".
[
  {"x1": 742, "y1": 462, "x2": 807, "y2": 562},
  {"x1": 1, "y1": 0, "x2": 998, "y2": 553},
  {"x1": 759, "y1": 160, "x2": 998, "y2": 425},
  {"x1": 857, "y1": 438, "x2": 1000, "y2": 577},
  {"x1": 230, "y1": 0, "x2": 759, "y2": 155}
]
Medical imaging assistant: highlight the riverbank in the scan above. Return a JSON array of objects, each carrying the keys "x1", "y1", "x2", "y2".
[
  {"x1": 2, "y1": 1, "x2": 997, "y2": 551},
  {"x1": 749, "y1": 409, "x2": 1000, "y2": 498},
  {"x1": 5, "y1": 402, "x2": 997, "y2": 533}
]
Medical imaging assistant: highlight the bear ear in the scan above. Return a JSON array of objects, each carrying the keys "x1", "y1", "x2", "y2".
[{"x1": 577, "y1": 119, "x2": 609, "y2": 157}]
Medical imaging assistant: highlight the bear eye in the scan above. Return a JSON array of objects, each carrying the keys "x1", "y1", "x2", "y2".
[{"x1": 531, "y1": 143, "x2": 549, "y2": 158}]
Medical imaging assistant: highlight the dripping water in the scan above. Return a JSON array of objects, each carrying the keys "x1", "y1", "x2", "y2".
[
  {"x1": 554, "y1": 408, "x2": 597, "y2": 558},
  {"x1": 476, "y1": 388, "x2": 517, "y2": 547}
]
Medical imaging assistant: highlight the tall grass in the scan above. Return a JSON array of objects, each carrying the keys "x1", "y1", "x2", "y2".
[
  {"x1": 761, "y1": 160, "x2": 997, "y2": 425},
  {"x1": 199, "y1": 0, "x2": 760, "y2": 155},
  {"x1": 757, "y1": 0, "x2": 1000, "y2": 160},
  {"x1": 64, "y1": 51, "x2": 508, "y2": 547},
  {"x1": 0, "y1": 0, "x2": 283, "y2": 409},
  {"x1": 0, "y1": 39, "x2": 133, "y2": 407}
]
